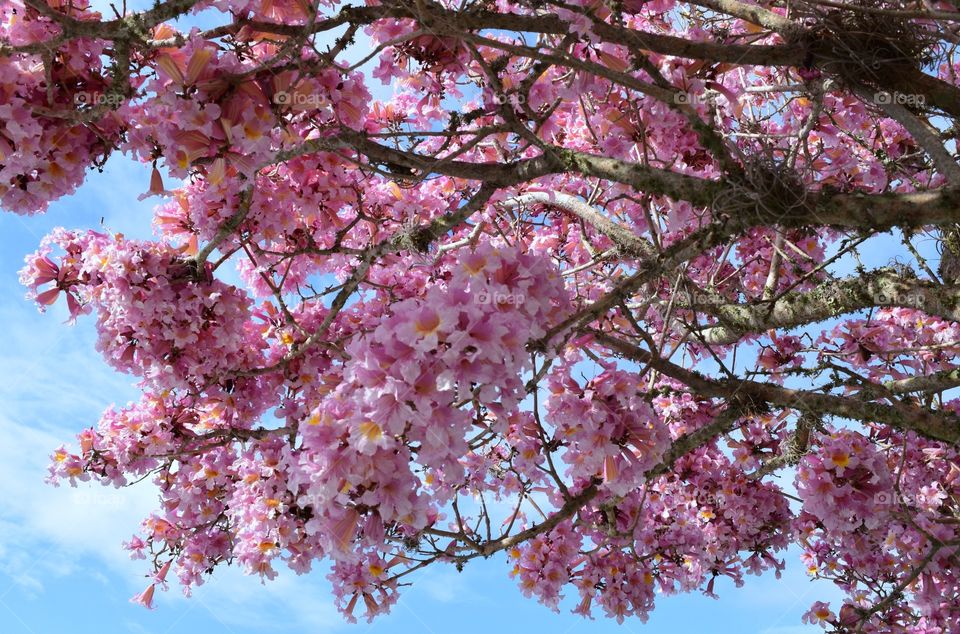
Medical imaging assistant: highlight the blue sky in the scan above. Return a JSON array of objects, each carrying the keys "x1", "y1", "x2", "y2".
[{"x1": 0, "y1": 1, "x2": 846, "y2": 631}]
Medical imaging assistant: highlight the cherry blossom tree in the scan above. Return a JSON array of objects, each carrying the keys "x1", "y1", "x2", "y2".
[{"x1": 5, "y1": 0, "x2": 960, "y2": 629}]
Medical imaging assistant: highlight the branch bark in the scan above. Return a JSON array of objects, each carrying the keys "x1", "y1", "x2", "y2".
[{"x1": 594, "y1": 331, "x2": 960, "y2": 444}]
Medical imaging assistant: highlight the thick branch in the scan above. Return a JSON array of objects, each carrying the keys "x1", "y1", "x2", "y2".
[
  {"x1": 503, "y1": 192, "x2": 656, "y2": 259},
  {"x1": 694, "y1": 270, "x2": 960, "y2": 345},
  {"x1": 594, "y1": 332, "x2": 960, "y2": 444}
]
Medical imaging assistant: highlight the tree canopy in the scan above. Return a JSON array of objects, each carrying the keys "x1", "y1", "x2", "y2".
[{"x1": 5, "y1": 0, "x2": 960, "y2": 630}]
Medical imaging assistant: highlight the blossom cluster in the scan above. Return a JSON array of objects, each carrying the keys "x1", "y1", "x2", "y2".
[
  {"x1": 20, "y1": 228, "x2": 264, "y2": 390},
  {"x1": 7, "y1": 0, "x2": 960, "y2": 630},
  {"x1": 0, "y1": 0, "x2": 123, "y2": 213}
]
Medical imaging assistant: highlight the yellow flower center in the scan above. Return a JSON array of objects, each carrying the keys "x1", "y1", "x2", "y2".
[
  {"x1": 358, "y1": 421, "x2": 383, "y2": 443},
  {"x1": 831, "y1": 451, "x2": 850, "y2": 468},
  {"x1": 413, "y1": 311, "x2": 441, "y2": 336}
]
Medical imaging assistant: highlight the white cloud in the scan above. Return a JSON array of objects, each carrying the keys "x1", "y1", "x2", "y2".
[
  {"x1": 188, "y1": 567, "x2": 344, "y2": 632},
  {"x1": 0, "y1": 384, "x2": 346, "y2": 631},
  {"x1": 0, "y1": 413, "x2": 157, "y2": 582}
]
